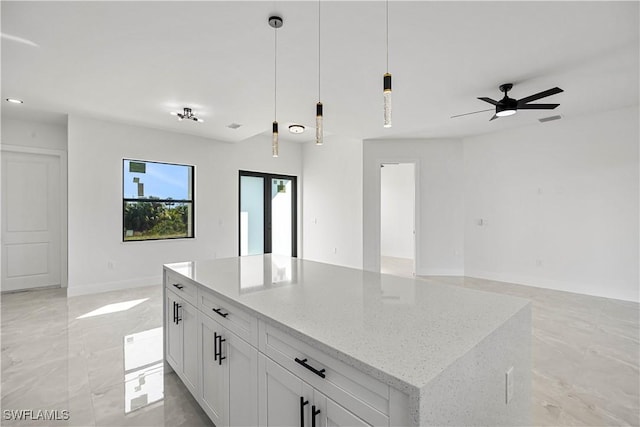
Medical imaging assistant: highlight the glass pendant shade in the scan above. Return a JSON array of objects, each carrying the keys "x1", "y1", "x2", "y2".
[
  {"x1": 383, "y1": 73, "x2": 392, "y2": 128},
  {"x1": 272, "y1": 121, "x2": 279, "y2": 158},
  {"x1": 316, "y1": 102, "x2": 323, "y2": 145}
]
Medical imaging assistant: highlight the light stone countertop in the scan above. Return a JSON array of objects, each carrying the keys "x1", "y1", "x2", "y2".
[{"x1": 164, "y1": 254, "x2": 530, "y2": 395}]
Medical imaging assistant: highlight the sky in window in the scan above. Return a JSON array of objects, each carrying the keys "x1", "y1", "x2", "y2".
[{"x1": 123, "y1": 160, "x2": 191, "y2": 200}]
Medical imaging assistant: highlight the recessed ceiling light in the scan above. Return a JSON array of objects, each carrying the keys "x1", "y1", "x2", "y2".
[
  {"x1": 227, "y1": 123, "x2": 242, "y2": 129},
  {"x1": 288, "y1": 124, "x2": 305, "y2": 134},
  {"x1": 5, "y1": 98, "x2": 23, "y2": 104}
]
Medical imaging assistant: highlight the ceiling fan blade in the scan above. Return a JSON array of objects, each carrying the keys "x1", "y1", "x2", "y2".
[
  {"x1": 450, "y1": 108, "x2": 494, "y2": 119},
  {"x1": 517, "y1": 103, "x2": 560, "y2": 110},
  {"x1": 489, "y1": 114, "x2": 499, "y2": 121},
  {"x1": 517, "y1": 87, "x2": 563, "y2": 105},
  {"x1": 478, "y1": 97, "x2": 499, "y2": 106}
]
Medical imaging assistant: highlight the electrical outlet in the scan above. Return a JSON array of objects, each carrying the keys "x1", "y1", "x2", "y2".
[
  {"x1": 107, "y1": 261, "x2": 114, "y2": 270},
  {"x1": 506, "y1": 367, "x2": 514, "y2": 404},
  {"x1": 333, "y1": 247, "x2": 337, "y2": 254}
]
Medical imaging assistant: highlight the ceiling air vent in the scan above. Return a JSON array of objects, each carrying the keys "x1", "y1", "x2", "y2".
[
  {"x1": 227, "y1": 123, "x2": 242, "y2": 129},
  {"x1": 538, "y1": 115, "x2": 562, "y2": 123}
]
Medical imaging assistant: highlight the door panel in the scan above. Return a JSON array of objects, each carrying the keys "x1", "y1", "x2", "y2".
[
  {"x1": 240, "y1": 175, "x2": 265, "y2": 256},
  {"x1": 262, "y1": 356, "x2": 306, "y2": 427},
  {"x1": 200, "y1": 314, "x2": 227, "y2": 426},
  {"x1": 324, "y1": 396, "x2": 373, "y2": 427},
  {"x1": 227, "y1": 327, "x2": 259, "y2": 426},
  {"x1": 1, "y1": 151, "x2": 61, "y2": 291},
  {"x1": 166, "y1": 292, "x2": 183, "y2": 371},
  {"x1": 6, "y1": 243, "x2": 48, "y2": 276},
  {"x1": 271, "y1": 178, "x2": 292, "y2": 256},
  {"x1": 182, "y1": 301, "x2": 199, "y2": 394}
]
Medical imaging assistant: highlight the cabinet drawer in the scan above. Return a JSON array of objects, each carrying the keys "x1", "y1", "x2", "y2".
[
  {"x1": 165, "y1": 271, "x2": 197, "y2": 306},
  {"x1": 199, "y1": 287, "x2": 258, "y2": 347},
  {"x1": 259, "y1": 322, "x2": 390, "y2": 423}
]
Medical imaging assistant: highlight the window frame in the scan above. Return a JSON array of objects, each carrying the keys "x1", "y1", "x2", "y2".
[{"x1": 122, "y1": 158, "x2": 195, "y2": 242}]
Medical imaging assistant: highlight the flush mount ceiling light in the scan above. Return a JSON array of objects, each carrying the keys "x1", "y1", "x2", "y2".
[
  {"x1": 170, "y1": 107, "x2": 203, "y2": 123},
  {"x1": 269, "y1": 15, "x2": 283, "y2": 158},
  {"x1": 288, "y1": 124, "x2": 305, "y2": 134},
  {"x1": 5, "y1": 98, "x2": 23, "y2": 104}
]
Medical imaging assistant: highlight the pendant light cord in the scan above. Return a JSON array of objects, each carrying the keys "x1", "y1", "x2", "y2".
[
  {"x1": 318, "y1": 0, "x2": 321, "y2": 101},
  {"x1": 274, "y1": 24, "x2": 278, "y2": 120},
  {"x1": 386, "y1": 0, "x2": 389, "y2": 72}
]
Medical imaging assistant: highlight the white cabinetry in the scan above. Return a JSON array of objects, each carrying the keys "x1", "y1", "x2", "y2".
[
  {"x1": 199, "y1": 311, "x2": 258, "y2": 427},
  {"x1": 321, "y1": 393, "x2": 373, "y2": 427},
  {"x1": 259, "y1": 355, "x2": 375, "y2": 427},
  {"x1": 259, "y1": 322, "x2": 390, "y2": 426},
  {"x1": 259, "y1": 355, "x2": 305, "y2": 427},
  {"x1": 164, "y1": 266, "x2": 406, "y2": 427},
  {"x1": 165, "y1": 287, "x2": 199, "y2": 396}
]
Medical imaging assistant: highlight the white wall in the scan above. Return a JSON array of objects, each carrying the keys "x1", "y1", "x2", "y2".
[
  {"x1": 302, "y1": 135, "x2": 363, "y2": 268},
  {"x1": 463, "y1": 106, "x2": 639, "y2": 302},
  {"x1": 1, "y1": 115, "x2": 67, "y2": 151},
  {"x1": 381, "y1": 163, "x2": 414, "y2": 259},
  {"x1": 67, "y1": 115, "x2": 302, "y2": 296},
  {"x1": 363, "y1": 139, "x2": 465, "y2": 275}
]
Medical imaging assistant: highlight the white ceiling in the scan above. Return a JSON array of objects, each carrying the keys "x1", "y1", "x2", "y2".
[{"x1": 2, "y1": 1, "x2": 638, "y2": 143}]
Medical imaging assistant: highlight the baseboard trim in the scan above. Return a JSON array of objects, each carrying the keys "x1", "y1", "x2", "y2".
[
  {"x1": 465, "y1": 270, "x2": 639, "y2": 303},
  {"x1": 67, "y1": 275, "x2": 162, "y2": 297},
  {"x1": 418, "y1": 269, "x2": 465, "y2": 276}
]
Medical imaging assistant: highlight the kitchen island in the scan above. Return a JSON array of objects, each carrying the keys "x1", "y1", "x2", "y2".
[{"x1": 164, "y1": 254, "x2": 531, "y2": 426}]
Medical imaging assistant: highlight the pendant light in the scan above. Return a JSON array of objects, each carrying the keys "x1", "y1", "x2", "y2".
[
  {"x1": 269, "y1": 16, "x2": 283, "y2": 157},
  {"x1": 383, "y1": 0, "x2": 392, "y2": 128},
  {"x1": 315, "y1": 0, "x2": 323, "y2": 145}
]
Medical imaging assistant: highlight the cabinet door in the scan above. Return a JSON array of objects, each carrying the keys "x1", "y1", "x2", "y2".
[
  {"x1": 260, "y1": 355, "x2": 309, "y2": 427},
  {"x1": 319, "y1": 394, "x2": 375, "y2": 427},
  {"x1": 166, "y1": 291, "x2": 183, "y2": 371},
  {"x1": 227, "y1": 330, "x2": 258, "y2": 426},
  {"x1": 181, "y1": 300, "x2": 199, "y2": 395},
  {"x1": 200, "y1": 313, "x2": 228, "y2": 426}
]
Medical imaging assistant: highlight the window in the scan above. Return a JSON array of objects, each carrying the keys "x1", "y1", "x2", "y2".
[{"x1": 123, "y1": 159, "x2": 194, "y2": 241}]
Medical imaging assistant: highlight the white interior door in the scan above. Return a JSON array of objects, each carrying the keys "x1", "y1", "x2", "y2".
[{"x1": 1, "y1": 150, "x2": 61, "y2": 291}]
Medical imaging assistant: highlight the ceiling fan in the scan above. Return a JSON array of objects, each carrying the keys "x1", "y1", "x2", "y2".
[{"x1": 451, "y1": 83, "x2": 563, "y2": 121}]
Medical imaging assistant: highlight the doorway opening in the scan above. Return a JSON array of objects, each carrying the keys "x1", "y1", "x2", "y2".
[
  {"x1": 380, "y1": 163, "x2": 415, "y2": 277},
  {"x1": 239, "y1": 171, "x2": 297, "y2": 257}
]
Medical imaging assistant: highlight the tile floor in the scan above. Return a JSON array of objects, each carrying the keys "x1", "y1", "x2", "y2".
[
  {"x1": 1, "y1": 275, "x2": 639, "y2": 426},
  {"x1": 1, "y1": 286, "x2": 211, "y2": 427}
]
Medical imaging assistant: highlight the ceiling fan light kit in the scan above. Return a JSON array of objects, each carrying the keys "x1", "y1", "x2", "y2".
[
  {"x1": 453, "y1": 83, "x2": 564, "y2": 121},
  {"x1": 474, "y1": 83, "x2": 564, "y2": 121},
  {"x1": 494, "y1": 83, "x2": 518, "y2": 117}
]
